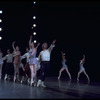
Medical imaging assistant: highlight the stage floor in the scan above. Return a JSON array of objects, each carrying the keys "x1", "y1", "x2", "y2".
[{"x1": 0, "y1": 77, "x2": 100, "y2": 99}]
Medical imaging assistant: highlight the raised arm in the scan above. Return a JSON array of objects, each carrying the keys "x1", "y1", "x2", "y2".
[
  {"x1": 48, "y1": 40, "x2": 56, "y2": 52},
  {"x1": 35, "y1": 43, "x2": 40, "y2": 49},
  {"x1": 29, "y1": 35, "x2": 32, "y2": 47},
  {"x1": 83, "y1": 54, "x2": 85, "y2": 61},
  {"x1": 12, "y1": 41, "x2": 16, "y2": 51}
]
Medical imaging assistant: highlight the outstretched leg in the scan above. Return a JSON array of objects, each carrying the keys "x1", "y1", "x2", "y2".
[
  {"x1": 65, "y1": 68, "x2": 71, "y2": 80},
  {"x1": 13, "y1": 64, "x2": 17, "y2": 82},
  {"x1": 77, "y1": 70, "x2": 83, "y2": 81},
  {"x1": 58, "y1": 67, "x2": 65, "y2": 80},
  {"x1": 83, "y1": 70, "x2": 90, "y2": 81}
]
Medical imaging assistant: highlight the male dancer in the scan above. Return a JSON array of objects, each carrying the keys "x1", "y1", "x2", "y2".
[{"x1": 37, "y1": 40, "x2": 56, "y2": 87}]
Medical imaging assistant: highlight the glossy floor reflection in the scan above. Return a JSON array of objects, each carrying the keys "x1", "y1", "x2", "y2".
[{"x1": 0, "y1": 77, "x2": 100, "y2": 99}]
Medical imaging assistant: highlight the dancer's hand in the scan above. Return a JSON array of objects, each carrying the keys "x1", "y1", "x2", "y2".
[
  {"x1": 13, "y1": 41, "x2": 16, "y2": 44},
  {"x1": 37, "y1": 43, "x2": 40, "y2": 46},
  {"x1": 61, "y1": 51, "x2": 63, "y2": 54},
  {"x1": 52, "y1": 40, "x2": 56, "y2": 44},
  {"x1": 30, "y1": 35, "x2": 32, "y2": 40}
]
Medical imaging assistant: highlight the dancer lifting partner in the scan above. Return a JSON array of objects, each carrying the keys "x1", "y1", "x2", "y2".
[{"x1": 58, "y1": 51, "x2": 71, "y2": 80}]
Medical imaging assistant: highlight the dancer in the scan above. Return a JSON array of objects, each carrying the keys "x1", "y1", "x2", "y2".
[
  {"x1": 12, "y1": 41, "x2": 21, "y2": 82},
  {"x1": 3, "y1": 49, "x2": 13, "y2": 80},
  {"x1": 19, "y1": 55, "x2": 25, "y2": 81},
  {"x1": 77, "y1": 55, "x2": 90, "y2": 82},
  {"x1": 37, "y1": 40, "x2": 56, "y2": 87},
  {"x1": 29, "y1": 35, "x2": 40, "y2": 86},
  {"x1": 0, "y1": 49, "x2": 3, "y2": 79},
  {"x1": 58, "y1": 52, "x2": 71, "y2": 80},
  {"x1": 20, "y1": 47, "x2": 30, "y2": 84}
]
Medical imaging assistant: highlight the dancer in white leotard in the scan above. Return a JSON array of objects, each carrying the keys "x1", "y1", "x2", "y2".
[{"x1": 77, "y1": 55, "x2": 90, "y2": 82}]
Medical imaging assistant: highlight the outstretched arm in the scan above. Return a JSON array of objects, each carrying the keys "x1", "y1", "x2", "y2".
[
  {"x1": 83, "y1": 54, "x2": 85, "y2": 61},
  {"x1": 12, "y1": 41, "x2": 16, "y2": 51},
  {"x1": 61, "y1": 51, "x2": 64, "y2": 58},
  {"x1": 21, "y1": 53, "x2": 26, "y2": 60},
  {"x1": 3, "y1": 55, "x2": 7, "y2": 60},
  {"x1": 29, "y1": 35, "x2": 32, "y2": 47},
  {"x1": 35, "y1": 43, "x2": 40, "y2": 49},
  {"x1": 48, "y1": 40, "x2": 56, "y2": 52}
]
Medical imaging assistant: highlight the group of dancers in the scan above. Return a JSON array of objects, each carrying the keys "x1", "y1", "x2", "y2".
[{"x1": 0, "y1": 35, "x2": 90, "y2": 88}]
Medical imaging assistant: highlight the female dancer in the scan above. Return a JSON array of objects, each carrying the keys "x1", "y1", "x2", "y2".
[
  {"x1": 12, "y1": 41, "x2": 21, "y2": 82},
  {"x1": 58, "y1": 52, "x2": 71, "y2": 80},
  {"x1": 77, "y1": 55, "x2": 90, "y2": 82},
  {"x1": 0, "y1": 49, "x2": 3, "y2": 79},
  {"x1": 3, "y1": 49, "x2": 13, "y2": 80},
  {"x1": 29, "y1": 35, "x2": 40, "y2": 86}
]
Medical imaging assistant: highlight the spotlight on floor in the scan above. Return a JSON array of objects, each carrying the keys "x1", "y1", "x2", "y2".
[
  {"x1": 33, "y1": 32, "x2": 36, "y2": 35},
  {"x1": 0, "y1": 28, "x2": 2, "y2": 31},
  {"x1": 0, "y1": 36, "x2": 2, "y2": 40},
  {"x1": 34, "y1": 40, "x2": 37, "y2": 43}
]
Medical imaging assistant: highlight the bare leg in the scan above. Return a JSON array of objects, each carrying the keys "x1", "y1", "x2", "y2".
[
  {"x1": 83, "y1": 70, "x2": 90, "y2": 81},
  {"x1": 16, "y1": 64, "x2": 20, "y2": 81},
  {"x1": 0, "y1": 64, "x2": 2, "y2": 79},
  {"x1": 58, "y1": 67, "x2": 65, "y2": 80},
  {"x1": 77, "y1": 70, "x2": 83, "y2": 81},
  {"x1": 30, "y1": 64, "x2": 34, "y2": 86},
  {"x1": 65, "y1": 68, "x2": 71, "y2": 80},
  {"x1": 14, "y1": 64, "x2": 17, "y2": 82},
  {"x1": 33, "y1": 64, "x2": 37, "y2": 86}
]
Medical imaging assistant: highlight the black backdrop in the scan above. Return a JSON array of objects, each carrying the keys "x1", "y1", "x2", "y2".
[{"x1": 0, "y1": 0, "x2": 100, "y2": 81}]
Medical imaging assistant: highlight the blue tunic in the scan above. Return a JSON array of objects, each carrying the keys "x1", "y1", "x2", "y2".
[
  {"x1": 80, "y1": 63, "x2": 85, "y2": 71},
  {"x1": 29, "y1": 48, "x2": 38, "y2": 65},
  {"x1": 62, "y1": 60, "x2": 68, "y2": 68}
]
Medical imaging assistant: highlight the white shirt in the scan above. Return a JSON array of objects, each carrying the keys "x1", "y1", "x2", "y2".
[
  {"x1": 0, "y1": 52, "x2": 3, "y2": 58},
  {"x1": 21, "y1": 52, "x2": 30, "y2": 63},
  {"x1": 38, "y1": 44, "x2": 55, "y2": 61},
  {"x1": 3, "y1": 54, "x2": 13, "y2": 63}
]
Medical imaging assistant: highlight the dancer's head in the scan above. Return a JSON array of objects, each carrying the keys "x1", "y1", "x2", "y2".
[
  {"x1": 7, "y1": 49, "x2": 11, "y2": 54},
  {"x1": 42, "y1": 43, "x2": 48, "y2": 50},
  {"x1": 30, "y1": 42, "x2": 34, "y2": 49},
  {"x1": 62, "y1": 53, "x2": 66, "y2": 59},
  {"x1": 16, "y1": 46, "x2": 19, "y2": 51},
  {"x1": 26, "y1": 47, "x2": 29, "y2": 52}
]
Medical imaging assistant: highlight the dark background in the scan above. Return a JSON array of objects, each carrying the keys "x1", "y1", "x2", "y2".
[{"x1": 0, "y1": 0, "x2": 100, "y2": 81}]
